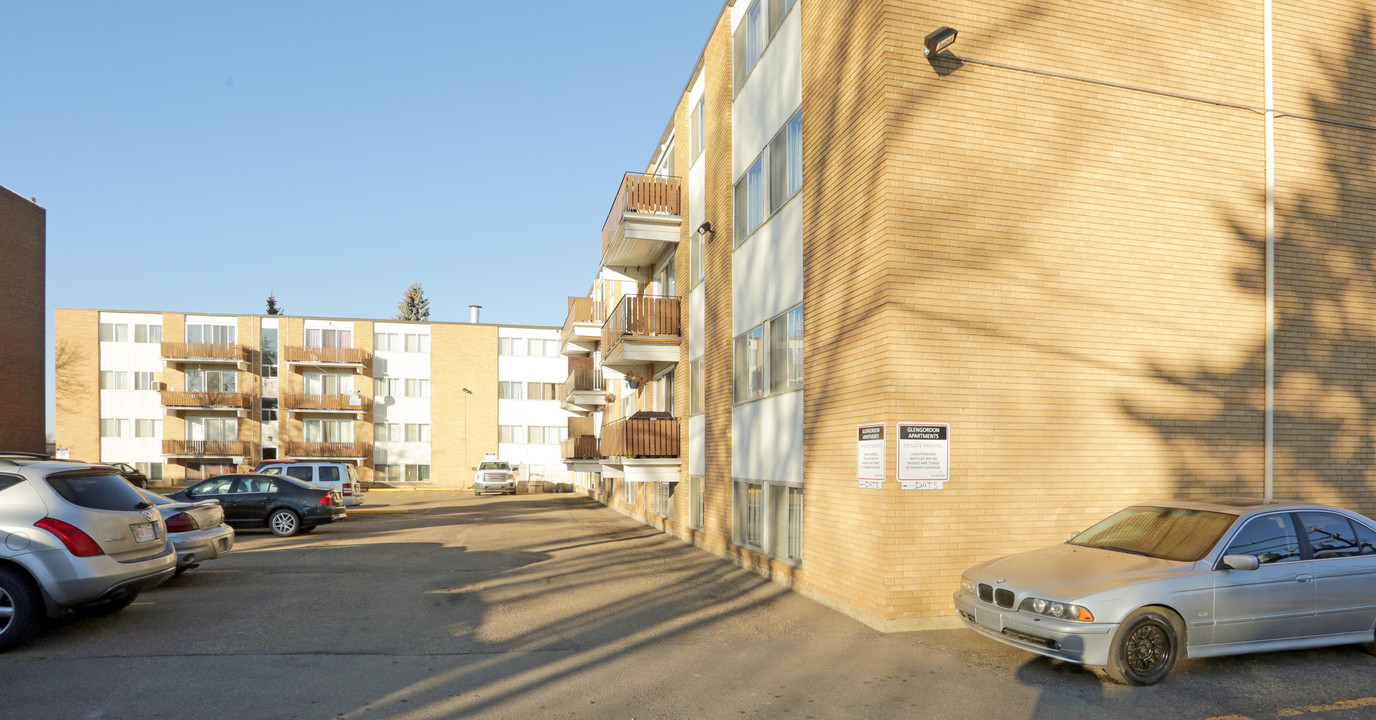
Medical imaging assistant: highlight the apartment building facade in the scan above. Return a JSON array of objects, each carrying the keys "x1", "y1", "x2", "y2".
[
  {"x1": 55, "y1": 309, "x2": 570, "y2": 489},
  {"x1": 560, "y1": 0, "x2": 1376, "y2": 630},
  {"x1": 0, "y1": 186, "x2": 45, "y2": 454}
]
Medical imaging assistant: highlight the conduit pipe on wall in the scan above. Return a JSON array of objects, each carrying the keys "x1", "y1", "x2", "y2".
[{"x1": 1264, "y1": 0, "x2": 1276, "y2": 499}]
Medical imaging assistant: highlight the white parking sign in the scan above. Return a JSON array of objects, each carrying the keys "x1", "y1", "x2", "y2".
[{"x1": 898, "y1": 423, "x2": 949, "y2": 490}]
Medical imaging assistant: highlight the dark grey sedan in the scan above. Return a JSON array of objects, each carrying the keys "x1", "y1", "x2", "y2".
[
  {"x1": 954, "y1": 498, "x2": 1376, "y2": 685},
  {"x1": 166, "y1": 474, "x2": 345, "y2": 537}
]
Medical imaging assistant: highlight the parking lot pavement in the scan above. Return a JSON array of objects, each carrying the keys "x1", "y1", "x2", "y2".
[{"x1": 4, "y1": 491, "x2": 1376, "y2": 719}]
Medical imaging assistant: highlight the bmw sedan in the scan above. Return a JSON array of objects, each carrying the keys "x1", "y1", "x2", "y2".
[
  {"x1": 165, "y1": 474, "x2": 345, "y2": 537},
  {"x1": 954, "y1": 498, "x2": 1376, "y2": 685}
]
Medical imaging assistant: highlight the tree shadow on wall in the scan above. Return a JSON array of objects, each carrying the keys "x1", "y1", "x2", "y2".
[{"x1": 1120, "y1": 14, "x2": 1376, "y2": 512}]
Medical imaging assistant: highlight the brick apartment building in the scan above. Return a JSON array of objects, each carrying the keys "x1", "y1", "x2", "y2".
[
  {"x1": 0, "y1": 186, "x2": 45, "y2": 453},
  {"x1": 558, "y1": 0, "x2": 1376, "y2": 630},
  {"x1": 54, "y1": 309, "x2": 570, "y2": 489}
]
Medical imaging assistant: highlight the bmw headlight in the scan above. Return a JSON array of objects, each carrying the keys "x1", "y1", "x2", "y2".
[
  {"x1": 1019, "y1": 597, "x2": 1094, "y2": 622},
  {"x1": 960, "y1": 577, "x2": 976, "y2": 595}
]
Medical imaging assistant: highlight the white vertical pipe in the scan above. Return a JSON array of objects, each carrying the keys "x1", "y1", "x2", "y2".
[{"x1": 1264, "y1": 0, "x2": 1276, "y2": 499}]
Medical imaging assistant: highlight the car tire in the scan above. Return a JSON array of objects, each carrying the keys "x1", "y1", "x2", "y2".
[
  {"x1": 0, "y1": 567, "x2": 42, "y2": 652},
  {"x1": 1105, "y1": 607, "x2": 1182, "y2": 686},
  {"x1": 268, "y1": 509, "x2": 302, "y2": 537},
  {"x1": 72, "y1": 592, "x2": 137, "y2": 617}
]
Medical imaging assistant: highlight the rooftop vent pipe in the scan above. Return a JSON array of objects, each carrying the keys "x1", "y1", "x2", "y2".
[{"x1": 469, "y1": 305, "x2": 482, "y2": 324}]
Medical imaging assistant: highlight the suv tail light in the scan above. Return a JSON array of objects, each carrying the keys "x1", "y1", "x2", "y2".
[
  {"x1": 164, "y1": 512, "x2": 198, "y2": 533},
  {"x1": 35, "y1": 517, "x2": 105, "y2": 557},
  {"x1": 342, "y1": 485, "x2": 352, "y2": 496}
]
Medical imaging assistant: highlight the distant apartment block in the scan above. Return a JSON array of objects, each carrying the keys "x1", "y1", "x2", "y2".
[
  {"x1": 0, "y1": 186, "x2": 45, "y2": 453},
  {"x1": 558, "y1": 0, "x2": 1376, "y2": 631},
  {"x1": 54, "y1": 309, "x2": 569, "y2": 488}
]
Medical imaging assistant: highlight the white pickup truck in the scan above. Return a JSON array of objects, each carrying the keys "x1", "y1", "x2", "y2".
[{"x1": 473, "y1": 461, "x2": 517, "y2": 495}]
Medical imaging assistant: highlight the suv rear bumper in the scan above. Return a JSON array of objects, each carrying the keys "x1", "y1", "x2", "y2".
[{"x1": 28, "y1": 546, "x2": 178, "y2": 612}]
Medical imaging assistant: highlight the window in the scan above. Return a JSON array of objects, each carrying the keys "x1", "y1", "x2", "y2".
[
  {"x1": 691, "y1": 476, "x2": 705, "y2": 529},
  {"x1": 99, "y1": 322, "x2": 130, "y2": 343},
  {"x1": 498, "y1": 337, "x2": 526, "y2": 356},
  {"x1": 405, "y1": 464, "x2": 431, "y2": 483},
  {"x1": 187, "y1": 323, "x2": 235, "y2": 345},
  {"x1": 405, "y1": 424, "x2": 431, "y2": 442},
  {"x1": 376, "y1": 464, "x2": 401, "y2": 483},
  {"x1": 136, "y1": 462, "x2": 163, "y2": 482},
  {"x1": 1225, "y1": 514, "x2": 1301, "y2": 564},
  {"x1": 188, "y1": 416, "x2": 237, "y2": 441},
  {"x1": 375, "y1": 422, "x2": 401, "y2": 442},
  {"x1": 769, "y1": 110, "x2": 803, "y2": 214},
  {"x1": 769, "y1": 305, "x2": 804, "y2": 393},
  {"x1": 769, "y1": 0, "x2": 796, "y2": 38},
  {"x1": 99, "y1": 371, "x2": 131, "y2": 391},
  {"x1": 623, "y1": 479, "x2": 636, "y2": 506},
  {"x1": 99, "y1": 419, "x2": 128, "y2": 438},
  {"x1": 529, "y1": 426, "x2": 565, "y2": 445},
  {"x1": 261, "y1": 328, "x2": 278, "y2": 378},
  {"x1": 304, "y1": 418, "x2": 352, "y2": 443},
  {"x1": 499, "y1": 425, "x2": 527, "y2": 444},
  {"x1": 732, "y1": 0, "x2": 765, "y2": 94},
  {"x1": 526, "y1": 382, "x2": 558, "y2": 401},
  {"x1": 691, "y1": 97, "x2": 705, "y2": 162},
  {"x1": 733, "y1": 156, "x2": 764, "y2": 243},
  {"x1": 305, "y1": 372, "x2": 351, "y2": 396},
  {"x1": 134, "y1": 323, "x2": 161, "y2": 344},
  {"x1": 736, "y1": 481, "x2": 764, "y2": 549},
  {"x1": 306, "y1": 328, "x2": 352, "y2": 349},
  {"x1": 405, "y1": 334, "x2": 430, "y2": 353},
  {"x1": 375, "y1": 377, "x2": 401, "y2": 397},
  {"x1": 733, "y1": 327, "x2": 766, "y2": 402},
  {"x1": 498, "y1": 381, "x2": 525, "y2": 400},
  {"x1": 404, "y1": 379, "x2": 430, "y2": 398},
  {"x1": 1298, "y1": 512, "x2": 1371, "y2": 559},
  {"x1": 135, "y1": 419, "x2": 160, "y2": 438},
  {"x1": 261, "y1": 397, "x2": 278, "y2": 422},
  {"x1": 655, "y1": 482, "x2": 674, "y2": 517},
  {"x1": 374, "y1": 333, "x2": 401, "y2": 352},
  {"x1": 656, "y1": 256, "x2": 676, "y2": 298},
  {"x1": 689, "y1": 358, "x2": 704, "y2": 415},
  {"x1": 188, "y1": 369, "x2": 237, "y2": 393},
  {"x1": 786, "y1": 487, "x2": 803, "y2": 560},
  {"x1": 657, "y1": 368, "x2": 675, "y2": 415}
]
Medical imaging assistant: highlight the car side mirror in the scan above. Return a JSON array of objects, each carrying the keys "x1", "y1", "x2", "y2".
[{"x1": 1221, "y1": 554, "x2": 1261, "y2": 571}]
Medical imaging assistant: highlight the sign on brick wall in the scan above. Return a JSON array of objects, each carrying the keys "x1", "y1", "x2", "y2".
[
  {"x1": 857, "y1": 423, "x2": 885, "y2": 489},
  {"x1": 898, "y1": 422, "x2": 950, "y2": 490}
]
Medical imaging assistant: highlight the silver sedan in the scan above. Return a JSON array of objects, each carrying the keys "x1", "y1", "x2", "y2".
[
  {"x1": 140, "y1": 491, "x2": 235, "y2": 575},
  {"x1": 954, "y1": 498, "x2": 1376, "y2": 685}
]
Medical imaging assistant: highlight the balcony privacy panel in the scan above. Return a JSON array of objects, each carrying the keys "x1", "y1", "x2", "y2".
[
  {"x1": 601, "y1": 416, "x2": 679, "y2": 458},
  {"x1": 283, "y1": 442, "x2": 369, "y2": 458},
  {"x1": 161, "y1": 343, "x2": 250, "y2": 363},
  {"x1": 160, "y1": 391, "x2": 252, "y2": 409},
  {"x1": 561, "y1": 297, "x2": 608, "y2": 347},
  {"x1": 163, "y1": 439, "x2": 252, "y2": 457},
  {"x1": 282, "y1": 347, "x2": 370, "y2": 365},
  {"x1": 567, "y1": 416, "x2": 597, "y2": 437},
  {"x1": 601, "y1": 172, "x2": 682, "y2": 256},
  {"x1": 282, "y1": 394, "x2": 374, "y2": 412},
  {"x1": 560, "y1": 368, "x2": 606, "y2": 400},
  {"x1": 602, "y1": 295, "x2": 681, "y2": 352},
  {"x1": 561, "y1": 436, "x2": 601, "y2": 460}
]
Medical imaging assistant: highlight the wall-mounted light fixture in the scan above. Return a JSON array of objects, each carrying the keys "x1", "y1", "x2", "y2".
[
  {"x1": 696, "y1": 221, "x2": 715, "y2": 241},
  {"x1": 923, "y1": 26, "x2": 958, "y2": 57}
]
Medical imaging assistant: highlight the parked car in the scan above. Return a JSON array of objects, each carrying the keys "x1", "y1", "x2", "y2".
[
  {"x1": 106, "y1": 462, "x2": 149, "y2": 489},
  {"x1": 954, "y1": 498, "x2": 1376, "y2": 685},
  {"x1": 473, "y1": 461, "x2": 516, "y2": 495},
  {"x1": 139, "y1": 490, "x2": 234, "y2": 574},
  {"x1": 0, "y1": 455, "x2": 176, "y2": 651},
  {"x1": 165, "y1": 474, "x2": 345, "y2": 537},
  {"x1": 255, "y1": 461, "x2": 364, "y2": 507}
]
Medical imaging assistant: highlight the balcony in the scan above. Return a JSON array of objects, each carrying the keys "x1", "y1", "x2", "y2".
[
  {"x1": 561, "y1": 416, "x2": 601, "y2": 472},
  {"x1": 282, "y1": 393, "x2": 373, "y2": 416},
  {"x1": 282, "y1": 442, "x2": 370, "y2": 460},
  {"x1": 601, "y1": 172, "x2": 681, "y2": 282},
  {"x1": 161, "y1": 390, "x2": 252, "y2": 413},
  {"x1": 160, "y1": 343, "x2": 250, "y2": 368},
  {"x1": 601, "y1": 295, "x2": 681, "y2": 379},
  {"x1": 163, "y1": 439, "x2": 253, "y2": 459},
  {"x1": 601, "y1": 412, "x2": 681, "y2": 483},
  {"x1": 282, "y1": 346, "x2": 371, "y2": 372},
  {"x1": 560, "y1": 357, "x2": 607, "y2": 415},
  {"x1": 560, "y1": 297, "x2": 606, "y2": 356}
]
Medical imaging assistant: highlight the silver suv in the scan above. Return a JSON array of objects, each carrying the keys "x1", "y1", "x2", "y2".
[{"x1": 0, "y1": 455, "x2": 176, "y2": 651}]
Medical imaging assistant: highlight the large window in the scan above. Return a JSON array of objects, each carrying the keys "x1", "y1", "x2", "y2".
[
  {"x1": 375, "y1": 422, "x2": 401, "y2": 442},
  {"x1": 735, "y1": 304, "x2": 803, "y2": 403},
  {"x1": 733, "y1": 156, "x2": 764, "y2": 244},
  {"x1": 375, "y1": 378, "x2": 401, "y2": 397},
  {"x1": 261, "y1": 397, "x2": 278, "y2": 422},
  {"x1": 134, "y1": 323, "x2": 162, "y2": 344},
  {"x1": 527, "y1": 382, "x2": 559, "y2": 401},
  {"x1": 405, "y1": 423, "x2": 431, "y2": 442},
  {"x1": 498, "y1": 381, "x2": 525, "y2": 400},
  {"x1": 99, "y1": 371, "x2": 131, "y2": 390},
  {"x1": 99, "y1": 322, "x2": 129, "y2": 343},
  {"x1": 691, "y1": 97, "x2": 705, "y2": 162},
  {"x1": 690, "y1": 476, "x2": 705, "y2": 529},
  {"x1": 690, "y1": 357, "x2": 704, "y2": 415},
  {"x1": 304, "y1": 418, "x2": 352, "y2": 443},
  {"x1": 499, "y1": 425, "x2": 527, "y2": 444},
  {"x1": 733, "y1": 327, "x2": 766, "y2": 402},
  {"x1": 405, "y1": 334, "x2": 430, "y2": 353},
  {"x1": 99, "y1": 419, "x2": 128, "y2": 438},
  {"x1": 733, "y1": 0, "x2": 765, "y2": 94},
  {"x1": 305, "y1": 328, "x2": 351, "y2": 348},
  {"x1": 655, "y1": 482, "x2": 674, "y2": 518},
  {"x1": 187, "y1": 323, "x2": 235, "y2": 346},
  {"x1": 733, "y1": 480, "x2": 803, "y2": 561},
  {"x1": 304, "y1": 372, "x2": 351, "y2": 396},
  {"x1": 135, "y1": 419, "x2": 160, "y2": 438},
  {"x1": 187, "y1": 416, "x2": 236, "y2": 441},
  {"x1": 526, "y1": 338, "x2": 560, "y2": 358},
  {"x1": 261, "y1": 328, "x2": 278, "y2": 378},
  {"x1": 529, "y1": 426, "x2": 566, "y2": 445},
  {"x1": 188, "y1": 369, "x2": 237, "y2": 393},
  {"x1": 404, "y1": 379, "x2": 430, "y2": 398},
  {"x1": 498, "y1": 337, "x2": 526, "y2": 356},
  {"x1": 404, "y1": 465, "x2": 431, "y2": 483},
  {"x1": 769, "y1": 110, "x2": 803, "y2": 214}
]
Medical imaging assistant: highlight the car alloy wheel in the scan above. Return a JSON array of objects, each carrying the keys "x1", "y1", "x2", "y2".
[
  {"x1": 1106, "y1": 608, "x2": 1181, "y2": 686},
  {"x1": 269, "y1": 509, "x2": 301, "y2": 537},
  {"x1": 0, "y1": 567, "x2": 41, "y2": 652}
]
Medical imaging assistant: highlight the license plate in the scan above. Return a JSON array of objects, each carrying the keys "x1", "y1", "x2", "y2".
[{"x1": 131, "y1": 521, "x2": 158, "y2": 543}]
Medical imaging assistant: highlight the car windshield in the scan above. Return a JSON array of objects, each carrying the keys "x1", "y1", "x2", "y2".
[
  {"x1": 1068, "y1": 506, "x2": 1237, "y2": 562},
  {"x1": 478, "y1": 462, "x2": 509, "y2": 471}
]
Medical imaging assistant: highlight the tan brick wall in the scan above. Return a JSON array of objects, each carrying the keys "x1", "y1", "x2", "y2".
[
  {"x1": 432, "y1": 323, "x2": 499, "y2": 487},
  {"x1": 0, "y1": 190, "x2": 45, "y2": 452},
  {"x1": 54, "y1": 308, "x2": 99, "y2": 460}
]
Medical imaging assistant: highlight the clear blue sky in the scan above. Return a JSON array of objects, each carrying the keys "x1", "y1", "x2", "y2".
[{"x1": 1, "y1": 2, "x2": 723, "y2": 435}]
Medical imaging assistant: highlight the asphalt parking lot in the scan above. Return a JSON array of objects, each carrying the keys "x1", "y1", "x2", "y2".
[{"x1": 4, "y1": 490, "x2": 1376, "y2": 719}]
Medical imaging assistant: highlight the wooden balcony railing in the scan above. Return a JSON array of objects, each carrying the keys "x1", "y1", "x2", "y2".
[
  {"x1": 560, "y1": 368, "x2": 606, "y2": 401},
  {"x1": 160, "y1": 343, "x2": 250, "y2": 364},
  {"x1": 282, "y1": 393, "x2": 374, "y2": 413},
  {"x1": 282, "y1": 346, "x2": 371, "y2": 366},
  {"x1": 560, "y1": 297, "x2": 607, "y2": 349},
  {"x1": 282, "y1": 442, "x2": 370, "y2": 458},
  {"x1": 561, "y1": 436, "x2": 602, "y2": 461},
  {"x1": 601, "y1": 416, "x2": 679, "y2": 458},
  {"x1": 568, "y1": 354, "x2": 595, "y2": 371},
  {"x1": 602, "y1": 295, "x2": 681, "y2": 354},
  {"x1": 160, "y1": 391, "x2": 252, "y2": 410},
  {"x1": 567, "y1": 416, "x2": 597, "y2": 437},
  {"x1": 601, "y1": 172, "x2": 682, "y2": 256},
  {"x1": 163, "y1": 440, "x2": 253, "y2": 457}
]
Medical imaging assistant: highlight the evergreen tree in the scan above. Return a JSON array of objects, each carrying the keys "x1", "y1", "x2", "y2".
[
  {"x1": 396, "y1": 283, "x2": 431, "y2": 321},
  {"x1": 266, "y1": 292, "x2": 283, "y2": 316}
]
